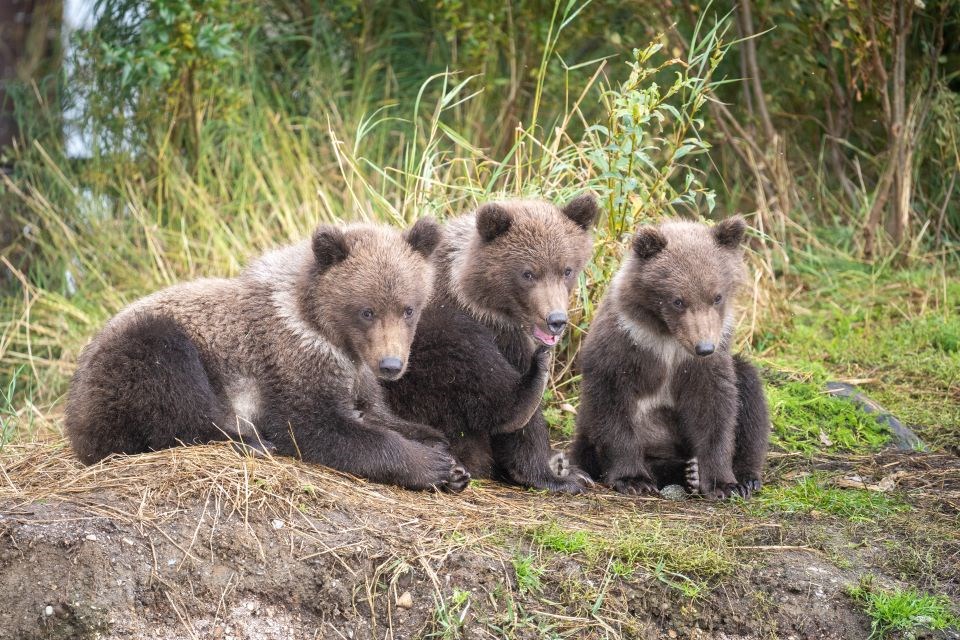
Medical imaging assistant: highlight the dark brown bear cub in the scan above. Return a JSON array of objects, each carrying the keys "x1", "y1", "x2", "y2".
[
  {"x1": 571, "y1": 216, "x2": 769, "y2": 499},
  {"x1": 65, "y1": 220, "x2": 470, "y2": 492},
  {"x1": 385, "y1": 195, "x2": 599, "y2": 492}
]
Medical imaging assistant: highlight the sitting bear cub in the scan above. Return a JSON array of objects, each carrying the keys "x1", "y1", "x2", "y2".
[
  {"x1": 65, "y1": 220, "x2": 470, "y2": 492},
  {"x1": 385, "y1": 195, "x2": 599, "y2": 492},
  {"x1": 571, "y1": 216, "x2": 769, "y2": 499}
]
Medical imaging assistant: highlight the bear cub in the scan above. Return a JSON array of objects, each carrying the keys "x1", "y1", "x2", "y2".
[
  {"x1": 385, "y1": 195, "x2": 599, "y2": 492},
  {"x1": 65, "y1": 220, "x2": 470, "y2": 492},
  {"x1": 571, "y1": 216, "x2": 769, "y2": 499}
]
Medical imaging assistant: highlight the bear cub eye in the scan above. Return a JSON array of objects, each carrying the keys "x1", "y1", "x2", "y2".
[
  {"x1": 522, "y1": 270, "x2": 535, "y2": 281},
  {"x1": 403, "y1": 306, "x2": 414, "y2": 319},
  {"x1": 672, "y1": 298, "x2": 685, "y2": 310},
  {"x1": 360, "y1": 308, "x2": 375, "y2": 321},
  {"x1": 713, "y1": 294, "x2": 723, "y2": 305},
  {"x1": 563, "y1": 267, "x2": 573, "y2": 278}
]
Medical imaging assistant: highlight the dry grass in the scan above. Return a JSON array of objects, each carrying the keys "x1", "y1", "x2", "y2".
[{"x1": 2, "y1": 441, "x2": 959, "y2": 638}]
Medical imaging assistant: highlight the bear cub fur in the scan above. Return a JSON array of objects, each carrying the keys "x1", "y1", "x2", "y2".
[
  {"x1": 571, "y1": 216, "x2": 769, "y2": 499},
  {"x1": 385, "y1": 195, "x2": 599, "y2": 492},
  {"x1": 65, "y1": 220, "x2": 470, "y2": 492}
]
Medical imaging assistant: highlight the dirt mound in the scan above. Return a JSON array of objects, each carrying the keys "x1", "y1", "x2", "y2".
[{"x1": 1, "y1": 441, "x2": 958, "y2": 639}]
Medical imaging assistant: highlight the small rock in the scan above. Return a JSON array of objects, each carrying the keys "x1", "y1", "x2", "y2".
[
  {"x1": 668, "y1": 630, "x2": 678, "y2": 639},
  {"x1": 121, "y1": 538, "x2": 135, "y2": 546},
  {"x1": 660, "y1": 484, "x2": 687, "y2": 501},
  {"x1": 271, "y1": 519, "x2": 285, "y2": 530},
  {"x1": 84, "y1": 534, "x2": 98, "y2": 542},
  {"x1": 396, "y1": 592, "x2": 413, "y2": 609},
  {"x1": 44, "y1": 605, "x2": 53, "y2": 617}
]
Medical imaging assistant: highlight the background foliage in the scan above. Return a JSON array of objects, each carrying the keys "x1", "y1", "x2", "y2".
[{"x1": 0, "y1": 0, "x2": 958, "y2": 452}]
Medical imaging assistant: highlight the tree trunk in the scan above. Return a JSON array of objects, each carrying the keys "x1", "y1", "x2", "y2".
[{"x1": 888, "y1": 0, "x2": 912, "y2": 246}]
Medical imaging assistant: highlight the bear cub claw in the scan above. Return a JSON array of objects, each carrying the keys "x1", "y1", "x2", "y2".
[{"x1": 612, "y1": 477, "x2": 660, "y2": 496}]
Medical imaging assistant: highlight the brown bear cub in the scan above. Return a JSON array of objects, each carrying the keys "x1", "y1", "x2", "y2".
[
  {"x1": 571, "y1": 216, "x2": 769, "y2": 499},
  {"x1": 385, "y1": 195, "x2": 599, "y2": 493},
  {"x1": 65, "y1": 220, "x2": 471, "y2": 492}
]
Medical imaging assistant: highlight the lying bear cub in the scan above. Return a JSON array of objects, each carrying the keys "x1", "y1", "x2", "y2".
[
  {"x1": 571, "y1": 216, "x2": 770, "y2": 499},
  {"x1": 65, "y1": 220, "x2": 471, "y2": 492}
]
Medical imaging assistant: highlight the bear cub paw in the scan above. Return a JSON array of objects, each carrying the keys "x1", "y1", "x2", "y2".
[
  {"x1": 443, "y1": 463, "x2": 472, "y2": 494},
  {"x1": 687, "y1": 458, "x2": 754, "y2": 500},
  {"x1": 685, "y1": 457, "x2": 701, "y2": 494},
  {"x1": 549, "y1": 451, "x2": 570, "y2": 477},
  {"x1": 735, "y1": 477, "x2": 762, "y2": 498},
  {"x1": 549, "y1": 452, "x2": 595, "y2": 489}
]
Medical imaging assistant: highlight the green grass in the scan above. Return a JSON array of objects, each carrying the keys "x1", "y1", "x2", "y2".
[
  {"x1": 530, "y1": 522, "x2": 591, "y2": 554},
  {"x1": 757, "y1": 251, "x2": 960, "y2": 452},
  {"x1": 748, "y1": 475, "x2": 909, "y2": 523},
  {"x1": 528, "y1": 518, "x2": 733, "y2": 597},
  {"x1": 0, "y1": 366, "x2": 32, "y2": 449},
  {"x1": 428, "y1": 588, "x2": 472, "y2": 640},
  {"x1": 511, "y1": 553, "x2": 545, "y2": 594},
  {"x1": 848, "y1": 577, "x2": 959, "y2": 639}
]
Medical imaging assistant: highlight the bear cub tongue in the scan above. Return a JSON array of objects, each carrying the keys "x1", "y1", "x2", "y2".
[{"x1": 533, "y1": 325, "x2": 560, "y2": 346}]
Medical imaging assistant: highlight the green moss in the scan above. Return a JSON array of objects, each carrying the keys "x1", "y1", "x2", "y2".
[{"x1": 766, "y1": 380, "x2": 891, "y2": 453}]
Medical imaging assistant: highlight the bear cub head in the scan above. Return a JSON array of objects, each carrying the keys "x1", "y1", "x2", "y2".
[
  {"x1": 452, "y1": 194, "x2": 599, "y2": 346},
  {"x1": 616, "y1": 216, "x2": 747, "y2": 357},
  {"x1": 305, "y1": 218, "x2": 440, "y2": 380}
]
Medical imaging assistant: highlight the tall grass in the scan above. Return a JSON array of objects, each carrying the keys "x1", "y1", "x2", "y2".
[{"x1": 0, "y1": 11, "x2": 733, "y2": 440}]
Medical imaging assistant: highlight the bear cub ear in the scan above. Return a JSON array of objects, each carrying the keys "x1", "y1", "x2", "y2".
[
  {"x1": 476, "y1": 203, "x2": 513, "y2": 242},
  {"x1": 632, "y1": 227, "x2": 667, "y2": 261},
  {"x1": 312, "y1": 225, "x2": 350, "y2": 271},
  {"x1": 712, "y1": 215, "x2": 747, "y2": 249},
  {"x1": 404, "y1": 217, "x2": 441, "y2": 258},
  {"x1": 561, "y1": 192, "x2": 600, "y2": 230}
]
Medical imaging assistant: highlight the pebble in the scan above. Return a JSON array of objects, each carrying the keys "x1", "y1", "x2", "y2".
[
  {"x1": 396, "y1": 591, "x2": 413, "y2": 609},
  {"x1": 44, "y1": 606, "x2": 53, "y2": 617},
  {"x1": 660, "y1": 484, "x2": 688, "y2": 501},
  {"x1": 271, "y1": 519, "x2": 285, "y2": 530},
  {"x1": 84, "y1": 534, "x2": 98, "y2": 541}
]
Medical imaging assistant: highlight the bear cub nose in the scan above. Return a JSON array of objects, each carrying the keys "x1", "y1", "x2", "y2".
[
  {"x1": 379, "y1": 356, "x2": 403, "y2": 377},
  {"x1": 546, "y1": 311, "x2": 568, "y2": 335},
  {"x1": 694, "y1": 341, "x2": 715, "y2": 357}
]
